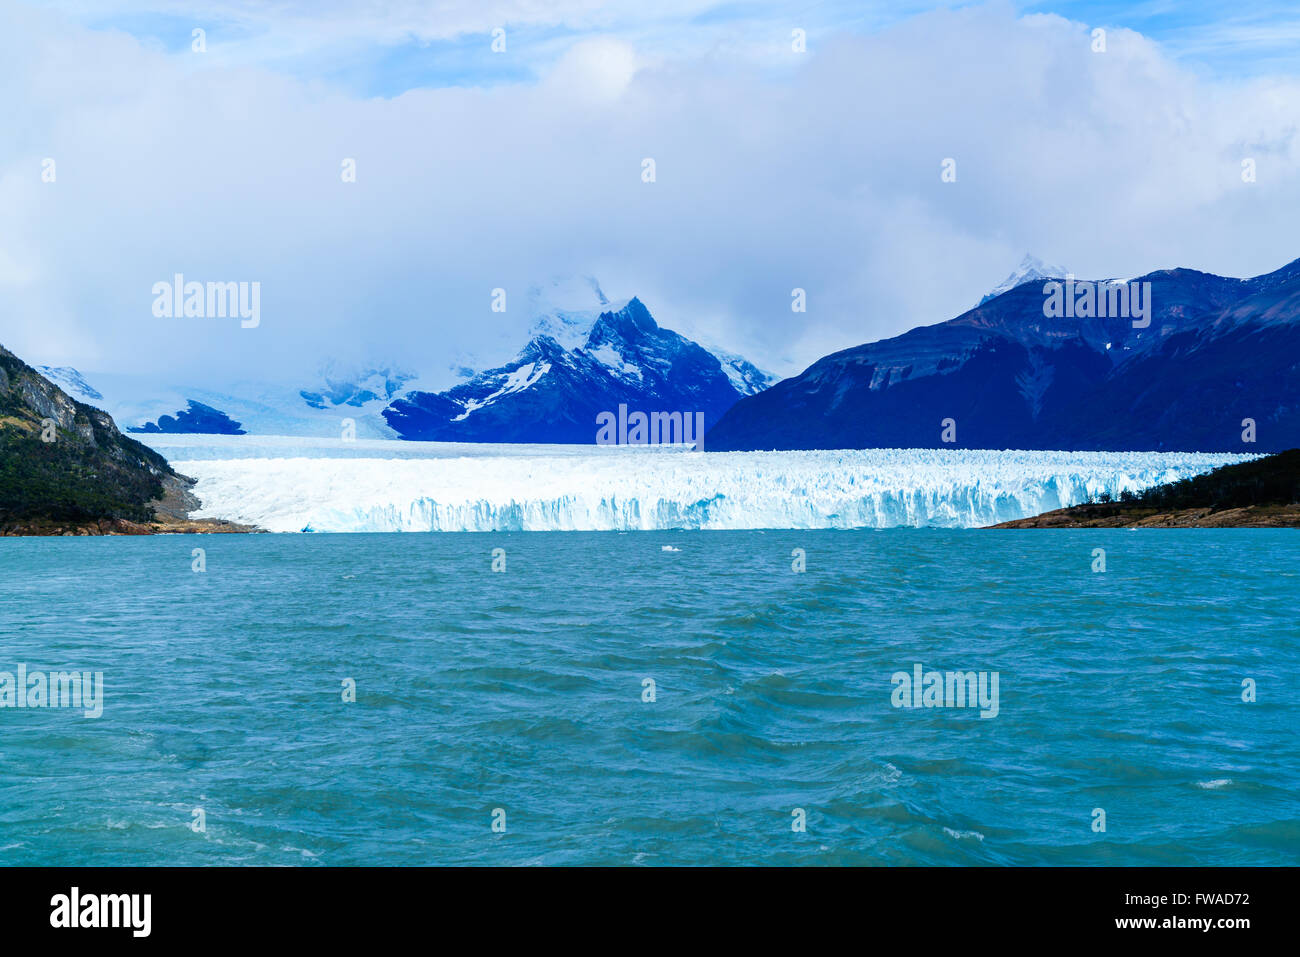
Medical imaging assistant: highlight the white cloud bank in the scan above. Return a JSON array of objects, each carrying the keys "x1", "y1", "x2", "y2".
[{"x1": 1, "y1": 0, "x2": 1299, "y2": 389}]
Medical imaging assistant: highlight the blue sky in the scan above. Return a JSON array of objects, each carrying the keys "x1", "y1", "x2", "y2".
[
  {"x1": 4, "y1": 0, "x2": 1300, "y2": 387},
  {"x1": 45, "y1": 0, "x2": 1300, "y2": 96},
  {"x1": 1040, "y1": 1, "x2": 1300, "y2": 76}
]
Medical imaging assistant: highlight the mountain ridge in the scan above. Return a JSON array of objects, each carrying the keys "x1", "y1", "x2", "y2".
[
  {"x1": 383, "y1": 296, "x2": 775, "y2": 443},
  {"x1": 708, "y1": 256, "x2": 1300, "y2": 453},
  {"x1": 35, "y1": 282, "x2": 776, "y2": 443}
]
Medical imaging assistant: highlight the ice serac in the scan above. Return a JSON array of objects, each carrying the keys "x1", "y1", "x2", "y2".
[{"x1": 142, "y1": 435, "x2": 1250, "y2": 533}]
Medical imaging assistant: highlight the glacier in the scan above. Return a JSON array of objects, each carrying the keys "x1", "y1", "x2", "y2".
[{"x1": 136, "y1": 435, "x2": 1252, "y2": 533}]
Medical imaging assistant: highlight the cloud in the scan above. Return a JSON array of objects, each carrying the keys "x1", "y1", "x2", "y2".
[
  {"x1": 1, "y1": 1, "x2": 1299, "y2": 388},
  {"x1": 544, "y1": 37, "x2": 644, "y2": 101}
]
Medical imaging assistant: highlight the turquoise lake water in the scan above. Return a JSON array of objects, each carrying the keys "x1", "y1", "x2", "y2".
[{"x1": 0, "y1": 529, "x2": 1296, "y2": 865}]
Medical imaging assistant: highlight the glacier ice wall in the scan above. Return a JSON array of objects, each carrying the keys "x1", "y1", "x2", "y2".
[{"x1": 149, "y1": 436, "x2": 1253, "y2": 533}]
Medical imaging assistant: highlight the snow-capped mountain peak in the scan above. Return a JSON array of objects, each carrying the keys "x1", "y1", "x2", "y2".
[
  {"x1": 37, "y1": 366, "x2": 103, "y2": 401},
  {"x1": 525, "y1": 275, "x2": 622, "y2": 351},
  {"x1": 450, "y1": 357, "x2": 553, "y2": 422},
  {"x1": 979, "y1": 254, "x2": 1068, "y2": 305},
  {"x1": 383, "y1": 295, "x2": 774, "y2": 443},
  {"x1": 528, "y1": 313, "x2": 593, "y2": 352},
  {"x1": 299, "y1": 361, "x2": 416, "y2": 410}
]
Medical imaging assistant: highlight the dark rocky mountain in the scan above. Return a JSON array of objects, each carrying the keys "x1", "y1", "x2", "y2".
[
  {"x1": 0, "y1": 342, "x2": 179, "y2": 528},
  {"x1": 708, "y1": 257, "x2": 1300, "y2": 453},
  {"x1": 128, "y1": 399, "x2": 246, "y2": 435},
  {"x1": 384, "y1": 297, "x2": 769, "y2": 443}
]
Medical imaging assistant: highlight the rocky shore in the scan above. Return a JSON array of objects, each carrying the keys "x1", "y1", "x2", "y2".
[
  {"x1": 991, "y1": 503, "x2": 1300, "y2": 528},
  {"x1": 0, "y1": 473, "x2": 260, "y2": 535},
  {"x1": 1, "y1": 343, "x2": 259, "y2": 536}
]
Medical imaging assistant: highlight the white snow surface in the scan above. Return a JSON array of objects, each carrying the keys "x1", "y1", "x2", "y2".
[
  {"x1": 137, "y1": 435, "x2": 1252, "y2": 533},
  {"x1": 585, "y1": 344, "x2": 643, "y2": 382},
  {"x1": 451, "y1": 361, "x2": 551, "y2": 420}
]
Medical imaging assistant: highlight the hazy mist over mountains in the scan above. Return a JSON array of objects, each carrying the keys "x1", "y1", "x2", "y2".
[{"x1": 6, "y1": 2, "x2": 1300, "y2": 395}]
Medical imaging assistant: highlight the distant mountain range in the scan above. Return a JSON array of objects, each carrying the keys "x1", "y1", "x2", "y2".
[
  {"x1": 708, "y1": 256, "x2": 1300, "y2": 453},
  {"x1": 26, "y1": 258, "x2": 1300, "y2": 453},
  {"x1": 39, "y1": 278, "x2": 775, "y2": 444}
]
